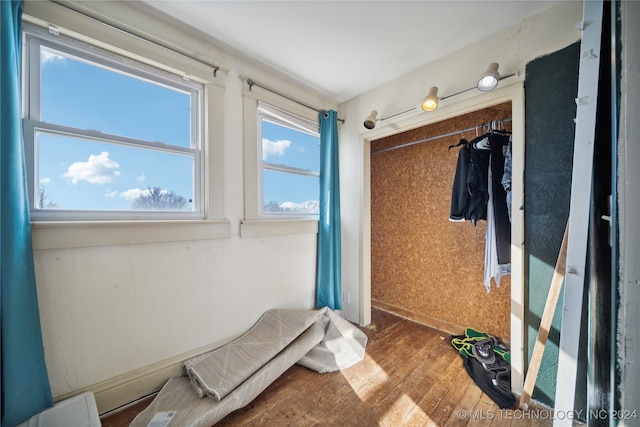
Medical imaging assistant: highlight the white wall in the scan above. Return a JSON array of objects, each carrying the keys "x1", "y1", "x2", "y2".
[
  {"x1": 337, "y1": 1, "x2": 584, "y2": 326},
  {"x1": 23, "y1": 0, "x2": 332, "y2": 412}
]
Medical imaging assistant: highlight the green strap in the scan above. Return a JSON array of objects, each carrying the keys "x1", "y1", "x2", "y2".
[{"x1": 450, "y1": 328, "x2": 510, "y2": 363}]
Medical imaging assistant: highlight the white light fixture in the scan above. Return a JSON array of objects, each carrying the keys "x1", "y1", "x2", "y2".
[
  {"x1": 421, "y1": 87, "x2": 439, "y2": 112},
  {"x1": 477, "y1": 63, "x2": 500, "y2": 91},
  {"x1": 363, "y1": 110, "x2": 378, "y2": 129}
]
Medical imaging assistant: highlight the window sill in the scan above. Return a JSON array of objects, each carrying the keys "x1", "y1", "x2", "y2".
[
  {"x1": 240, "y1": 219, "x2": 318, "y2": 238},
  {"x1": 31, "y1": 220, "x2": 232, "y2": 250}
]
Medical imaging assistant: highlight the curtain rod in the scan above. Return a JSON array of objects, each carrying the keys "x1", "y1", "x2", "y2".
[
  {"x1": 372, "y1": 117, "x2": 512, "y2": 155},
  {"x1": 49, "y1": 0, "x2": 222, "y2": 77},
  {"x1": 247, "y1": 79, "x2": 345, "y2": 123}
]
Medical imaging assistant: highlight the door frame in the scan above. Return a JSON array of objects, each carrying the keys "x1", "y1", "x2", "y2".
[{"x1": 359, "y1": 80, "x2": 526, "y2": 394}]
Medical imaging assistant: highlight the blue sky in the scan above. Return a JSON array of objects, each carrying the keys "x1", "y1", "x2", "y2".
[
  {"x1": 37, "y1": 47, "x2": 319, "y2": 213},
  {"x1": 261, "y1": 120, "x2": 320, "y2": 211},
  {"x1": 38, "y1": 48, "x2": 194, "y2": 211}
]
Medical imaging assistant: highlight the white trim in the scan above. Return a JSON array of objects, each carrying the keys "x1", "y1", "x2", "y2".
[
  {"x1": 360, "y1": 80, "x2": 526, "y2": 394},
  {"x1": 20, "y1": 11, "x2": 227, "y2": 228},
  {"x1": 243, "y1": 95, "x2": 261, "y2": 219},
  {"x1": 21, "y1": 21, "x2": 210, "y2": 222},
  {"x1": 258, "y1": 101, "x2": 319, "y2": 137},
  {"x1": 53, "y1": 334, "x2": 240, "y2": 414},
  {"x1": 553, "y1": 2, "x2": 603, "y2": 423},
  {"x1": 25, "y1": 120, "x2": 198, "y2": 157},
  {"x1": 240, "y1": 219, "x2": 318, "y2": 238},
  {"x1": 243, "y1": 88, "x2": 321, "y2": 222},
  {"x1": 31, "y1": 220, "x2": 231, "y2": 250},
  {"x1": 22, "y1": 3, "x2": 225, "y2": 86}
]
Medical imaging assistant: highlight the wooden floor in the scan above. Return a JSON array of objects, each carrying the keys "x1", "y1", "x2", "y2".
[{"x1": 101, "y1": 308, "x2": 552, "y2": 427}]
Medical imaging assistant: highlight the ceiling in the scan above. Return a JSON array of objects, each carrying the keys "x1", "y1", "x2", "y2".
[{"x1": 140, "y1": 1, "x2": 561, "y2": 105}]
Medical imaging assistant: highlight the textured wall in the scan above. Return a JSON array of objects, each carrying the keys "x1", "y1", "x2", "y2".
[{"x1": 371, "y1": 103, "x2": 512, "y2": 340}]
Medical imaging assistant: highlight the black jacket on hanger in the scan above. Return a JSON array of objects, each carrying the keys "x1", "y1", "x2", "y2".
[
  {"x1": 466, "y1": 135, "x2": 491, "y2": 225},
  {"x1": 489, "y1": 132, "x2": 511, "y2": 264},
  {"x1": 449, "y1": 139, "x2": 470, "y2": 221}
]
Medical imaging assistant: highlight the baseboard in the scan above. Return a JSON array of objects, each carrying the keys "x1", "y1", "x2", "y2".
[
  {"x1": 53, "y1": 335, "x2": 239, "y2": 415},
  {"x1": 372, "y1": 299, "x2": 465, "y2": 336}
]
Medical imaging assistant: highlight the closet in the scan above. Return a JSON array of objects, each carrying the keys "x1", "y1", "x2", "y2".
[{"x1": 370, "y1": 102, "x2": 512, "y2": 339}]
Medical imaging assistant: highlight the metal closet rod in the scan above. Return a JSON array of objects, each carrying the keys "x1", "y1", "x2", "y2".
[
  {"x1": 371, "y1": 117, "x2": 512, "y2": 155},
  {"x1": 247, "y1": 79, "x2": 345, "y2": 123},
  {"x1": 49, "y1": 0, "x2": 222, "y2": 77}
]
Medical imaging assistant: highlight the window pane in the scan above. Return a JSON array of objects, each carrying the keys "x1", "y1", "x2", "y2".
[
  {"x1": 261, "y1": 119, "x2": 319, "y2": 171},
  {"x1": 40, "y1": 46, "x2": 192, "y2": 148},
  {"x1": 36, "y1": 132, "x2": 194, "y2": 211},
  {"x1": 263, "y1": 169, "x2": 319, "y2": 214}
]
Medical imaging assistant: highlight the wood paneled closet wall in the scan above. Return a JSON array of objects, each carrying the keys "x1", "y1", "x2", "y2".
[{"x1": 370, "y1": 102, "x2": 512, "y2": 339}]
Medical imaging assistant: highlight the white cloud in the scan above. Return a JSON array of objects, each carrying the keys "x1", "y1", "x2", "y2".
[
  {"x1": 39, "y1": 177, "x2": 53, "y2": 185},
  {"x1": 262, "y1": 138, "x2": 291, "y2": 159},
  {"x1": 63, "y1": 151, "x2": 120, "y2": 184},
  {"x1": 41, "y1": 50, "x2": 65, "y2": 66},
  {"x1": 104, "y1": 189, "x2": 118, "y2": 198},
  {"x1": 119, "y1": 188, "x2": 146, "y2": 201},
  {"x1": 136, "y1": 174, "x2": 146, "y2": 182},
  {"x1": 119, "y1": 187, "x2": 168, "y2": 201}
]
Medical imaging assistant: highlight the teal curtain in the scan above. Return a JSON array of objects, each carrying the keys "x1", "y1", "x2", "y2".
[
  {"x1": 1, "y1": 1, "x2": 54, "y2": 425},
  {"x1": 316, "y1": 110, "x2": 341, "y2": 310}
]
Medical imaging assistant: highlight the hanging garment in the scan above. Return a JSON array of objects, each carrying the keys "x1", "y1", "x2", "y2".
[
  {"x1": 449, "y1": 139, "x2": 470, "y2": 222},
  {"x1": 501, "y1": 137, "x2": 513, "y2": 222},
  {"x1": 484, "y1": 161, "x2": 511, "y2": 292},
  {"x1": 489, "y1": 132, "x2": 511, "y2": 264},
  {"x1": 466, "y1": 135, "x2": 491, "y2": 225}
]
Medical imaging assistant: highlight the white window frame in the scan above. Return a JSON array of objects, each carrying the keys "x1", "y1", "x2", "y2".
[
  {"x1": 23, "y1": 26, "x2": 203, "y2": 221},
  {"x1": 257, "y1": 102, "x2": 320, "y2": 219},
  {"x1": 241, "y1": 84, "x2": 321, "y2": 237},
  {"x1": 20, "y1": 3, "x2": 229, "y2": 249}
]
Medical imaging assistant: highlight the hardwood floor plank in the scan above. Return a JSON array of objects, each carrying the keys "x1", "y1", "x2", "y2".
[
  {"x1": 358, "y1": 340, "x2": 458, "y2": 426},
  {"x1": 465, "y1": 392, "x2": 499, "y2": 427},
  {"x1": 332, "y1": 331, "x2": 444, "y2": 426},
  {"x1": 401, "y1": 349, "x2": 468, "y2": 425},
  {"x1": 484, "y1": 394, "x2": 513, "y2": 427},
  {"x1": 442, "y1": 380, "x2": 484, "y2": 427},
  {"x1": 425, "y1": 360, "x2": 475, "y2": 425}
]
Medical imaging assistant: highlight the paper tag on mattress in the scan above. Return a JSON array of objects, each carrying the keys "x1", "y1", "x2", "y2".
[{"x1": 146, "y1": 411, "x2": 176, "y2": 427}]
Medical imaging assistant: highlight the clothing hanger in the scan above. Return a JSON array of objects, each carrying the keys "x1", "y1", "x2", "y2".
[
  {"x1": 448, "y1": 129, "x2": 469, "y2": 151},
  {"x1": 487, "y1": 119, "x2": 512, "y2": 136},
  {"x1": 470, "y1": 125, "x2": 490, "y2": 150},
  {"x1": 473, "y1": 137, "x2": 491, "y2": 150},
  {"x1": 448, "y1": 138, "x2": 468, "y2": 151}
]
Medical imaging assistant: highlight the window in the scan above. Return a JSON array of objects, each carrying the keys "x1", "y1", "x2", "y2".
[
  {"x1": 22, "y1": 26, "x2": 203, "y2": 221},
  {"x1": 258, "y1": 103, "x2": 320, "y2": 217}
]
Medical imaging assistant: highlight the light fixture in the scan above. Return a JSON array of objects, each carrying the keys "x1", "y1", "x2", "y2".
[
  {"x1": 421, "y1": 86, "x2": 439, "y2": 112},
  {"x1": 477, "y1": 63, "x2": 500, "y2": 91},
  {"x1": 363, "y1": 110, "x2": 378, "y2": 129}
]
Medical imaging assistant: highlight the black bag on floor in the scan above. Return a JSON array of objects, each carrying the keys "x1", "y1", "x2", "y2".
[{"x1": 451, "y1": 328, "x2": 516, "y2": 409}]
